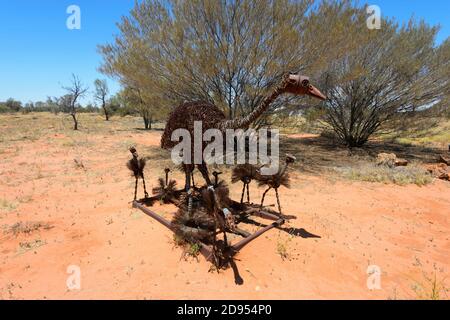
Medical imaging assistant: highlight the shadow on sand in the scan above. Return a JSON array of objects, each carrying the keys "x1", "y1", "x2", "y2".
[
  {"x1": 224, "y1": 216, "x2": 320, "y2": 285},
  {"x1": 280, "y1": 135, "x2": 444, "y2": 174}
]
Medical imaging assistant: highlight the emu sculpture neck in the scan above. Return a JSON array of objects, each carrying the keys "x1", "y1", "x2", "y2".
[
  {"x1": 279, "y1": 161, "x2": 290, "y2": 177},
  {"x1": 218, "y1": 82, "x2": 286, "y2": 130}
]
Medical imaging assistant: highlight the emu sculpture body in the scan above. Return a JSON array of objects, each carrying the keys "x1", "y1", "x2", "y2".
[
  {"x1": 257, "y1": 154, "x2": 296, "y2": 214},
  {"x1": 126, "y1": 147, "x2": 148, "y2": 200}
]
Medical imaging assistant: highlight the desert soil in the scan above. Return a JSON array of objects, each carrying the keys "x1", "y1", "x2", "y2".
[{"x1": 0, "y1": 113, "x2": 449, "y2": 299}]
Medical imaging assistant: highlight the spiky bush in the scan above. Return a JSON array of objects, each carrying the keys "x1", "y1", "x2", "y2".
[{"x1": 152, "y1": 178, "x2": 178, "y2": 203}]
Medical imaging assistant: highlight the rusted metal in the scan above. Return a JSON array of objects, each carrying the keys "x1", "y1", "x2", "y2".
[
  {"x1": 244, "y1": 208, "x2": 282, "y2": 221},
  {"x1": 133, "y1": 201, "x2": 172, "y2": 229},
  {"x1": 199, "y1": 245, "x2": 214, "y2": 262},
  {"x1": 242, "y1": 207, "x2": 295, "y2": 221},
  {"x1": 231, "y1": 219, "x2": 284, "y2": 252},
  {"x1": 230, "y1": 227, "x2": 251, "y2": 238},
  {"x1": 133, "y1": 199, "x2": 288, "y2": 262},
  {"x1": 132, "y1": 200, "x2": 214, "y2": 261},
  {"x1": 212, "y1": 171, "x2": 222, "y2": 187}
]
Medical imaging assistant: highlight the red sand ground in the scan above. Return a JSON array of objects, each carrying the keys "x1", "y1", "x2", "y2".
[{"x1": 0, "y1": 128, "x2": 449, "y2": 300}]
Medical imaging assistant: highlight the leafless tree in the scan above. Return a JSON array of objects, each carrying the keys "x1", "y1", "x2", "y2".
[{"x1": 62, "y1": 74, "x2": 88, "y2": 130}]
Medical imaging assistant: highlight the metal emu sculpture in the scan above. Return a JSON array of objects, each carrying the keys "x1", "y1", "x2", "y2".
[
  {"x1": 152, "y1": 168, "x2": 178, "y2": 204},
  {"x1": 126, "y1": 147, "x2": 148, "y2": 200},
  {"x1": 160, "y1": 73, "x2": 326, "y2": 200},
  {"x1": 256, "y1": 154, "x2": 296, "y2": 215},
  {"x1": 212, "y1": 171, "x2": 223, "y2": 187}
]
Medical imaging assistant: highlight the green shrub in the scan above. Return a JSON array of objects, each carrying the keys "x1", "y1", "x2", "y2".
[{"x1": 0, "y1": 104, "x2": 11, "y2": 113}]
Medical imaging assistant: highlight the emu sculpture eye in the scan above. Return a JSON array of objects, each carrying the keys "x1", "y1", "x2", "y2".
[{"x1": 301, "y1": 79, "x2": 310, "y2": 87}]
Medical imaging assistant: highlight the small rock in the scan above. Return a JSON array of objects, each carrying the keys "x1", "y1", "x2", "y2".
[
  {"x1": 426, "y1": 163, "x2": 449, "y2": 181},
  {"x1": 395, "y1": 158, "x2": 408, "y2": 167},
  {"x1": 438, "y1": 172, "x2": 450, "y2": 181}
]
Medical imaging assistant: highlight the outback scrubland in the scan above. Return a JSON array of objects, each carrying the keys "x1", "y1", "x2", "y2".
[
  {"x1": 0, "y1": 112, "x2": 448, "y2": 299},
  {"x1": 1, "y1": 0, "x2": 449, "y2": 301}
]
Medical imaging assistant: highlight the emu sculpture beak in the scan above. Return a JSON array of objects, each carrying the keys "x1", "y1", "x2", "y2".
[
  {"x1": 287, "y1": 74, "x2": 327, "y2": 100},
  {"x1": 307, "y1": 85, "x2": 327, "y2": 101}
]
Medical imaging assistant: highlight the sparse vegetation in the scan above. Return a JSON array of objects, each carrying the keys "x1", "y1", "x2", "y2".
[
  {"x1": 276, "y1": 233, "x2": 293, "y2": 261},
  {"x1": 173, "y1": 234, "x2": 186, "y2": 247},
  {"x1": 0, "y1": 0, "x2": 448, "y2": 300},
  {"x1": 17, "y1": 239, "x2": 47, "y2": 254},
  {"x1": 382, "y1": 117, "x2": 450, "y2": 149},
  {"x1": 276, "y1": 239, "x2": 290, "y2": 260},
  {"x1": 336, "y1": 162, "x2": 433, "y2": 186},
  {"x1": 0, "y1": 112, "x2": 160, "y2": 145},
  {"x1": 186, "y1": 243, "x2": 201, "y2": 258},
  {"x1": 0, "y1": 109, "x2": 448, "y2": 299},
  {"x1": 173, "y1": 234, "x2": 201, "y2": 259},
  {"x1": 0, "y1": 199, "x2": 17, "y2": 212},
  {"x1": 412, "y1": 270, "x2": 448, "y2": 300},
  {"x1": 3, "y1": 221, "x2": 52, "y2": 237}
]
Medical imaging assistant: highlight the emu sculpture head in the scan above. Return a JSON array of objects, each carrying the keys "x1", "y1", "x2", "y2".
[{"x1": 283, "y1": 74, "x2": 327, "y2": 100}]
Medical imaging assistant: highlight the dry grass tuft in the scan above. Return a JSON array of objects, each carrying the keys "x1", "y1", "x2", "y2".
[
  {"x1": 73, "y1": 158, "x2": 86, "y2": 170},
  {"x1": 276, "y1": 232, "x2": 293, "y2": 261},
  {"x1": 381, "y1": 117, "x2": 450, "y2": 149},
  {"x1": 4, "y1": 221, "x2": 53, "y2": 237},
  {"x1": 335, "y1": 162, "x2": 432, "y2": 186},
  {"x1": 17, "y1": 239, "x2": 47, "y2": 254},
  {"x1": 0, "y1": 199, "x2": 17, "y2": 212},
  {"x1": 411, "y1": 270, "x2": 448, "y2": 300}
]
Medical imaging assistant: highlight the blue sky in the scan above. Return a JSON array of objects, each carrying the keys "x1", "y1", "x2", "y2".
[{"x1": 0, "y1": 0, "x2": 449, "y2": 105}]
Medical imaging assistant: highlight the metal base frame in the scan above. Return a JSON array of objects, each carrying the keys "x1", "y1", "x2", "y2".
[{"x1": 132, "y1": 198, "x2": 291, "y2": 263}]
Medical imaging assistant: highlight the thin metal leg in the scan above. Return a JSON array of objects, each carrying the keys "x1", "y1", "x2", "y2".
[
  {"x1": 260, "y1": 187, "x2": 271, "y2": 208},
  {"x1": 142, "y1": 174, "x2": 149, "y2": 198},
  {"x1": 246, "y1": 182, "x2": 250, "y2": 203},
  {"x1": 187, "y1": 189, "x2": 193, "y2": 216},
  {"x1": 191, "y1": 172, "x2": 196, "y2": 189},
  {"x1": 184, "y1": 165, "x2": 193, "y2": 216},
  {"x1": 240, "y1": 183, "x2": 246, "y2": 204},
  {"x1": 184, "y1": 165, "x2": 192, "y2": 191},
  {"x1": 198, "y1": 163, "x2": 212, "y2": 185},
  {"x1": 275, "y1": 188, "x2": 282, "y2": 215}
]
